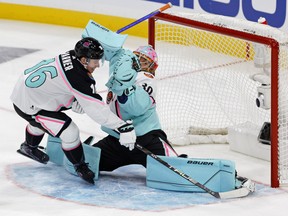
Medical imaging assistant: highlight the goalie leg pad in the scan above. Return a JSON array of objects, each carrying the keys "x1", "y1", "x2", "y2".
[
  {"x1": 146, "y1": 156, "x2": 236, "y2": 192},
  {"x1": 63, "y1": 144, "x2": 101, "y2": 180},
  {"x1": 46, "y1": 135, "x2": 97, "y2": 165},
  {"x1": 45, "y1": 135, "x2": 64, "y2": 165}
]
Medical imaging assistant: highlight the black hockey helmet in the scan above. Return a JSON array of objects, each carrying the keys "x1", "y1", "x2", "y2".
[{"x1": 74, "y1": 37, "x2": 104, "y2": 60}]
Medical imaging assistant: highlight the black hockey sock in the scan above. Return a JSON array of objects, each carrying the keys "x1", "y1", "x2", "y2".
[
  {"x1": 63, "y1": 143, "x2": 84, "y2": 165},
  {"x1": 25, "y1": 129, "x2": 44, "y2": 147}
]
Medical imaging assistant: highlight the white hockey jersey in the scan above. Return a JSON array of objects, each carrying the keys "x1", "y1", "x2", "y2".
[{"x1": 10, "y1": 51, "x2": 126, "y2": 130}]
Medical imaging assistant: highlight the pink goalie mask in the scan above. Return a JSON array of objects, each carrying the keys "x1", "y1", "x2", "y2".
[{"x1": 133, "y1": 45, "x2": 158, "y2": 75}]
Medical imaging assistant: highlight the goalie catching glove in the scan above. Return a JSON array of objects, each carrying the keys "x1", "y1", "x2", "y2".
[{"x1": 116, "y1": 121, "x2": 136, "y2": 150}]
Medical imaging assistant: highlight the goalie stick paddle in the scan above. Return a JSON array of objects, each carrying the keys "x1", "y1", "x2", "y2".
[
  {"x1": 135, "y1": 143, "x2": 255, "y2": 199},
  {"x1": 116, "y1": 2, "x2": 172, "y2": 34}
]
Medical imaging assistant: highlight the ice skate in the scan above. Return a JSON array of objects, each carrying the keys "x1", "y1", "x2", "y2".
[
  {"x1": 74, "y1": 162, "x2": 95, "y2": 184},
  {"x1": 17, "y1": 142, "x2": 49, "y2": 164}
]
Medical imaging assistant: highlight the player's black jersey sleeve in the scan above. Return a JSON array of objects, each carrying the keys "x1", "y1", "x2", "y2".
[{"x1": 59, "y1": 50, "x2": 102, "y2": 101}]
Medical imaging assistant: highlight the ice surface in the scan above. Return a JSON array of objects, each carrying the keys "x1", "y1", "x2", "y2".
[{"x1": 0, "y1": 19, "x2": 288, "y2": 216}]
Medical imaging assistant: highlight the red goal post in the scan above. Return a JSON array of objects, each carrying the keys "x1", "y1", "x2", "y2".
[{"x1": 147, "y1": 12, "x2": 288, "y2": 188}]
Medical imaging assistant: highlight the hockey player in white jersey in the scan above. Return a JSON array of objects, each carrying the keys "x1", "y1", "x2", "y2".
[
  {"x1": 10, "y1": 37, "x2": 136, "y2": 184},
  {"x1": 92, "y1": 45, "x2": 178, "y2": 171}
]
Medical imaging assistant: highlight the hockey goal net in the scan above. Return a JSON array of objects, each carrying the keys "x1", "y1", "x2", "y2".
[{"x1": 148, "y1": 12, "x2": 288, "y2": 187}]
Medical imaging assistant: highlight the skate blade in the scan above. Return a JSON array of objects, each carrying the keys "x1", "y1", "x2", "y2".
[
  {"x1": 79, "y1": 175, "x2": 95, "y2": 185},
  {"x1": 17, "y1": 149, "x2": 49, "y2": 164},
  {"x1": 77, "y1": 172, "x2": 95, "y2": 185},
  {"x1": 86, "y1": 179, "x2": 95, "y2": 185}
]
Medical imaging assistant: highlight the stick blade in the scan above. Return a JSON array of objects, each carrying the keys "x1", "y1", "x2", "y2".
[{"x1": 219, "y1": 179, "x2": 255, "y2": 199}]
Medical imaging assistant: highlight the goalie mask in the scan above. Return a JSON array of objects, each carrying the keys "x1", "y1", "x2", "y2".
[
  {"x1": 133, "y1": 45, "x2": 158, "y2": 75},
  {"x1": 74, "y1": 37, "x2": 104, "y2": 60}
]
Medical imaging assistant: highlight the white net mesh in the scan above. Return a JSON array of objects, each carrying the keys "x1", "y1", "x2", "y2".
[{"x1": 152, "y1": 12, "x2": 288, "y2": 185}]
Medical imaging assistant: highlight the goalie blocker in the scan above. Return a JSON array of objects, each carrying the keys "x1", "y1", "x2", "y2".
[{"x1": 45, "y1": 135, "x2": 254, "y2": 195}]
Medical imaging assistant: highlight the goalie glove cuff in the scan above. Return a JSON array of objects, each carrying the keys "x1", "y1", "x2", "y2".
[{"x1": 117, "y1": 120, "x2": 134, "y2": 133}]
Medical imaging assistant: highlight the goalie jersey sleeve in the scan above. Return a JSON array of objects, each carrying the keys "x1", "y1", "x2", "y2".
[
  {"x1": 102, "y1": 72, "x2": 161, "y2": 137},
  {"x1": 10, "y1": 51, "x2": 125, "y2": 130}
]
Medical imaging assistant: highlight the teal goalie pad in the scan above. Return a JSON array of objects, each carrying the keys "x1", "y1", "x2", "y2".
[
  {"x1": 63, "y1": 144, "x2": 101, "y2": 180},
  {"x1": 45, "y1": 136, "x2": 101, "y2": 180},
  {"x1": 146, "y1": 156, "x2": 236, "y2": 192},
  {"x1": 82, "y1": 20, "x2": 128, "y2": 61},
  {"x1": 45, "y1": 136, "x2": 64, "y2": 165}
]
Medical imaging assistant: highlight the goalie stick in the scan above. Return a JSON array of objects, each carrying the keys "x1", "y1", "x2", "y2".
[
  {"x1": 135, "y1": 143, "x2": 255, "y2": 199},
  {"x1": 116, "y1": 2, "x2": 172, "y2": 34}
]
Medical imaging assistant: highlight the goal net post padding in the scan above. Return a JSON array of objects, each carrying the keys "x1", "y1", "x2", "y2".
[{"x1": 148, "y1": 12, "x2": 288, "y2": 187}]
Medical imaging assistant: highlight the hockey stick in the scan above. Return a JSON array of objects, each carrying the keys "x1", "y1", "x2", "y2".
[
  {"x1": 135, "y1": 143, "x2": 255, "y2": 199},
  {"x1": 83, "y1": 136, "x2": 95, "y2": 145},
  {"x1": 116, "y1": 2, "x2": 172, "y2": 34}
]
